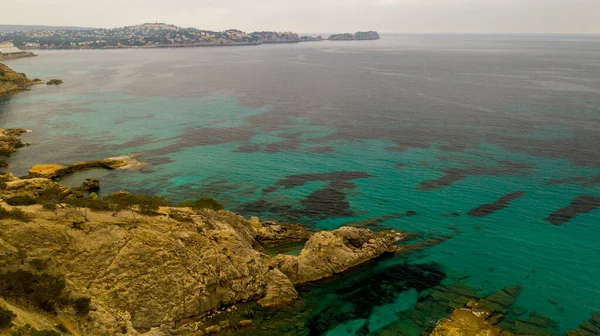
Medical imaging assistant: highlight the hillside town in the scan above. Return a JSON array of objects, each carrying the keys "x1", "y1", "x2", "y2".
[
  {"x1": 0, "y1": 23, "x2": 304, "y2": 49},
  {"x1": 0, "y1": 23, "x2": 379, "y2": 50}
]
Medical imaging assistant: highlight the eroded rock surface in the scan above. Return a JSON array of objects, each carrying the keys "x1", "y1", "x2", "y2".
[
  {"x1": 28, "y1": 155, "x2": 144, "y2": 179},
  {"x1": 271, "y1": 226, "x2": 406, "y2": 284}
]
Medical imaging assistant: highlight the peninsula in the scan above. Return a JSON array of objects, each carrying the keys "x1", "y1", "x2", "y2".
[
  {"x1": 0, "y1": 41, "x2": 35, "y2": 61},
  {"x1": 0, "y1": 23, "x2": 380, "y2": 50}
]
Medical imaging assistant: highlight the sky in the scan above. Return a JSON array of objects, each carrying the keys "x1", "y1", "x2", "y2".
[{"x1": 3, "y1": 0, "x2": 600, "y2": 34}]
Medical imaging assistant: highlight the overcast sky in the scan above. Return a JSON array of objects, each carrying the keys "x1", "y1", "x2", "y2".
[{"x1": 4, "y1": 0, "x2": 599, "y2": 34}]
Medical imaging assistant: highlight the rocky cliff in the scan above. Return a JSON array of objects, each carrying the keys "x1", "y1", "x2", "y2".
[
  {"x1": 0, "y1": 162, "x2": 409, "y2": 335},
  {"x1": 0, "y1": 63, "x2": 39, "y2": 96}
]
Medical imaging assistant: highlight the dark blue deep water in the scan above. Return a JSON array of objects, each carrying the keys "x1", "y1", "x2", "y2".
[{"x1": 1, "y1": 35, "x2": 599, "y2": 335}]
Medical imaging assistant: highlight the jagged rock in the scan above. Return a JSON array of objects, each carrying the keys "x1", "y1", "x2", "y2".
[
  {"x1": 0, "y1": 64, "x2": 39, "y2": 96},
  {"x1": 254, "y1": 220, "x2": 311, "y2": 249},
  {"x1": 271, "y1": 227, "x2": 406, "y2": 284},
  {"x1": 1, "y1": 177, "x2": 66, "y2": 199},
  {"x1": 65, "y1": 179, "x2": 100, "y2": 198},
  {"x1": 0, "y1": 128, "x2": 28, "y2": 157},
  {"x1": 257, "y1": 269, "x2": 298, "y2": 308},
  {"x1": 0, "y1": 202, "x2": 406, "y2": 335},
  {"x1": 46, "y1": 79, "x2": 63, "y2": 85}
]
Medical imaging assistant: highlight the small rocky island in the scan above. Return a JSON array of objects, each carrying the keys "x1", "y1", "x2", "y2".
[{"x1": 328, "y1": 31, "x2": 381, "y2": 41}]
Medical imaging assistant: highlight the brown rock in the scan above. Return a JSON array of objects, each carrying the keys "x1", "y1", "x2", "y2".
[
  {"x1": 257, "y1": 269, "x2": 298, "y2": 308},
  {"x1": 204, "y1": 325, "x2": 222, "y2": 334},
  {"x1": 271, "y1": 226, "x2": 406, "y2": 284},
  {"x1": 239, "y1": 319, "x2": 253, "y2": 327}
]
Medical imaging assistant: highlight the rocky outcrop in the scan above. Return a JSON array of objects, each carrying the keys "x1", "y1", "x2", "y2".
[
  {"x1": 0, "y1": 180, "x2": 409, "y2": 335},
  {"x1": 0, "y1": 63, "x2": 39, "y2": 96},
  {"x1": 430, "y1": 302, "x2": 514, "y2": 336},
  {"x1": 46, "y1": 79, "x2": 63, "y2": 85},
  {"x1": 270, "y1": 226, "x2": 405, "y2": 284},
  {"x1": 328, "y1": 31, "x2": 380, "y2": 41},
  {"x1": 0, "y1": 42, "x2": 36, "y2": 61},
  {"x1": 28, "y1": 155, "x2": 144, "y2": 179},
  {"x1": 0, "y1": 128, "x2": 28, "y2": 157}
]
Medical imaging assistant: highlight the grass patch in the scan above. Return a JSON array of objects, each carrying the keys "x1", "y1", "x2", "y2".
[
  {"x1": 0, "y1": 206, "x2": 32, "y2": 223},
  {"x1": 0, "y1": 306, "x2": 15, "y2": 329},
  {"x1": 4, "y1": 195, "x2": 37, "y2": 206}
]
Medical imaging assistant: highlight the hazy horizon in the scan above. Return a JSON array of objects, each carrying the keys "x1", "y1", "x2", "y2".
[{"x1": 3, "y1": 0, "x2": 599, "y2": 34}]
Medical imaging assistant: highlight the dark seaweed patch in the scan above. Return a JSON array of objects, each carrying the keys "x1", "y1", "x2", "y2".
[
  {"x1": 304, "y1": 262, "x2": 446, "y2": 335},
  {"x1": 274, "y1": 171, "x2": 373, "y2": 190},
  {"x1": 467, "y1": 191, "x2": 524, "y2": 217},
  {"x1": 144, "y1": 126, "x2": 256, "y2": 157},
  {"x1": 233, "y1": 143, "x2": 261, "y2": 153},
  {"x1": 545, "y1": 195, "x2": 600, "y2": 225},
  {"x1": 545, "y1": 177, "x2": 588, "y2": 186},
  {"x1": 419, "y1": 162, "x2": 534, "y2": 190},
  {"x1": 344, "y1": 213, "x2": 404, "y2": 230},
  {"x1": 583, "y1": 176, "x2": 600, "y2": 187},
  {"x1": 265, "y1": 139, "x2": 301, "y2": 153},
  {"x1": 300, "y1": 188, "x2": 353, "y2": 219},
  {"x1": 307, "y1": 146, "x2": 333, "y2": 154}
]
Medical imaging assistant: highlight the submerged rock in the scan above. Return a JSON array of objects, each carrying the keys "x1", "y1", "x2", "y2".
[
  {"x1": 566, "y1": 312, "x2": 600, "y2": 336},
  {"x1": 0, "y1": 128, "x2": 28, "y2": 157},
  {"x1": 46, "y1": 79, "x2": 63, "y2": 85},
  {"x1": 430, "y1": 302, "x2": 514, "y2": 336}
]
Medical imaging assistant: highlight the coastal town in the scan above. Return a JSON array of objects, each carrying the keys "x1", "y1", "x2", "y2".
[{"x1": 0, "y1": 23, "x2": 379, "y2": 50}]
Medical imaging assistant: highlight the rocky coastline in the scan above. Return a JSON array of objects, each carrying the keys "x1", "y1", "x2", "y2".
[
  {"x1": 2, "y1": 68, "x2": 596, "y2": 336},
  {"x1": 0, "y1": 63, "x2": 41, "y2": 96},
  {"x1": 1, "y1": 24, "x2": 380, "y2": 51}
]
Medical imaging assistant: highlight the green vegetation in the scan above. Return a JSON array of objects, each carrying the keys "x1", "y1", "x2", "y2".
[
  {"x1": 73, "y1": 297, "x2": 91, "y2": 316},
  {"x1": 0, "y1": 306, "x2": 15, "y2": 329},
  {"x1": 104, "y1": 193, "x2": 170, "y2": 215},
  {"x1": 0, "y1": 206, "x2": 32, "y2": 222},
  {"x1": 10, "y1": 324, "x2": 61, "y2": 336},
  {"x1": 4, "y1": 195, "x2": 37, "y2": 206},
  {"x1": 39, "y1": 186, "x2": 65, "y2": 211},
  {"x1": 54, "y1": 324, "x2": 67, "y2": 333},
  {"x1": 63, "y1": 197, "x2": 111, "y2": 212},
  {"x1": 27, "y1": 258, "x2": 50, "y2": 272},
  {"x1": 177, "y1": 197, "x2": 224, "y2": 211},
  {"x1": 0, "y1": 270, "x2": 66, "y2": 313},
  {"x1": 169, "y1": 209, "x2": 194, "y2": 223}
]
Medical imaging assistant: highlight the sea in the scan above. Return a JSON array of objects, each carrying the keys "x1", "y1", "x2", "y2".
[{"x1": 1, "y1": 34, "x2": 599, "y2": 335}]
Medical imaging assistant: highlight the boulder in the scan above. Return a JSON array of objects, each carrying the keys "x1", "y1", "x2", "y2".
[{"x1": 257, "y1": 269, "x2": 299, "y2": 308}]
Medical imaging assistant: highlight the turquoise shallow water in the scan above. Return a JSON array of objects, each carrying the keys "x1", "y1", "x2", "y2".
[{"x1": 1, "y1": 35, "x2": 599, "y2": 334}]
